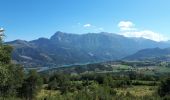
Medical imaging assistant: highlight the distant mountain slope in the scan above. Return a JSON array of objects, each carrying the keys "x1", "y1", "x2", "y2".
[
  {"x1": 124, "y1": 47, "x2": 170, "y2": 61},
  {"x1": 6, "y1": 31, "x2": 170, "y2": 67}
]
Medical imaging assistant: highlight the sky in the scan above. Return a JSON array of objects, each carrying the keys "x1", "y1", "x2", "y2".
[{"x1": 0, "y1": 0, "x2": 170, "y2": 42}]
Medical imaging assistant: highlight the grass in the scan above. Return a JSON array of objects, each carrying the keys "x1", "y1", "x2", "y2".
[
  {"x1": 0, "y1": 97, "x2": 21, "y2": 100},
  {"x1": 112, "y1": 64, "x2": 132, "y2": 70},
  {"x1": 156, "y1": 66, "x2": 170, "y2": 73},
  {"x1": 112, "y1": 63, "x2": 170, "y2": 74},
  {"x1": 115, "y1": 86, "x2": 157, "y2": 97},
  {"x1": 36, "y1": 89, "x2": 60, "y2": 99},
  {"x1": 37, "y1": 84, "x2": 158, "y2": 99}
]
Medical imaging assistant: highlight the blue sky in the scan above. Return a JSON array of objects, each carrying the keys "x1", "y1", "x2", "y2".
[{"x1": 1, "y1": 0, "x2": 170, "y2": 41}]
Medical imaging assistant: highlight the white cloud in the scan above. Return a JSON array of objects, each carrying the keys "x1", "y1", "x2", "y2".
[
  {"x1": 122, "y1": 30, "x2": 168, "y2": 42},
  {"x1": 83, "y1": 24, "x2": 91, "y2": 27},
  {"x1": 118, "y1": 21, "x2": 136, "y2": 31},
  {"x1": 118, "y1": 21, "x2": 168, "y2": 42},
  {"x1": 0, "y1": 28, "x2": 4, "y2": 32},
  {"x1": 83, "y1": 23, "x2": 104, "y2": 32},
  {"x1": 0, "y1": 28, "x2": 4, "y2": 36}
]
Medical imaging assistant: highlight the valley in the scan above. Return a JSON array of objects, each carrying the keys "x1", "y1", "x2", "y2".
[
  {"x1": 35, "y1": 60, "x2": 170, "y2": 100},
  {"x1": 1, "y1": 32, "x2": 170, "y2": 100},
  {"x1": 1, "y1": 0, "x2": 170, "y2": 99},
  {"x1": 3, "y1": 31, "x2": 170, "y2": 100}
]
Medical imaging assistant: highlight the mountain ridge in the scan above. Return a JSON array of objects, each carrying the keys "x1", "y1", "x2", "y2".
[{"x1": 124, "y1": 47, "x2": 170, "y2": 61}]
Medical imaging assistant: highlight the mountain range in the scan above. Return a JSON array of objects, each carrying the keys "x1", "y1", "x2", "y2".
[
  {"x1": 124, "y1": 47, "x2": 170, "y2": 61},
  {"x1": 6, "y1": 31, "x2": 170, "y2": 67}
]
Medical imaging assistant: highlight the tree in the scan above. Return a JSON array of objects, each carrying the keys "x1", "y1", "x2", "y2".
[
  {"x1": 48, "y1": 78, "x2": 58, "y2": 90},
  {"x1": 48, "y1": 73, "x2": 71, "y2": 94},
  {"x1": 0, "y1": 30, "x2": 24, "y2": 97},
  {"x1": 18, "y1": 70, "x2": 43, "y2": 100},
  {"x1": 0, "y1": 64, "x2": 24, "y2": 97},
  {"x1": 158, "y1": 78, "x2": 170, "y2": 97},
  {"x1": 0, "y1": 45, "x2": 13, "y2": 88}
]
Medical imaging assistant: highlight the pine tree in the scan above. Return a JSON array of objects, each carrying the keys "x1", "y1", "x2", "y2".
[
  {"x1": 18, "y1": 70, "x2": 43, "y2": 100},
  {"x1": 0, "y1": 29, "x2": 24, "y2": 97}
]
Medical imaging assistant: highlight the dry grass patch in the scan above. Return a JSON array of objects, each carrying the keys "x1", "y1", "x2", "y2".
[{"x1": 115, "y1": 86, "x2": 157, "y2": 97}]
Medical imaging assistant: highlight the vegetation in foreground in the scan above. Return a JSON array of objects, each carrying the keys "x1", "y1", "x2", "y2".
[{"x1": 36, "y1": 72, "x2": 170, "y2": 100}]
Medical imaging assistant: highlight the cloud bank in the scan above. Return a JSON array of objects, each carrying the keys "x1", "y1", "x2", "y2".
[{"x1": 118, "y1": 21, "x2": 168, "y2": 42}]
